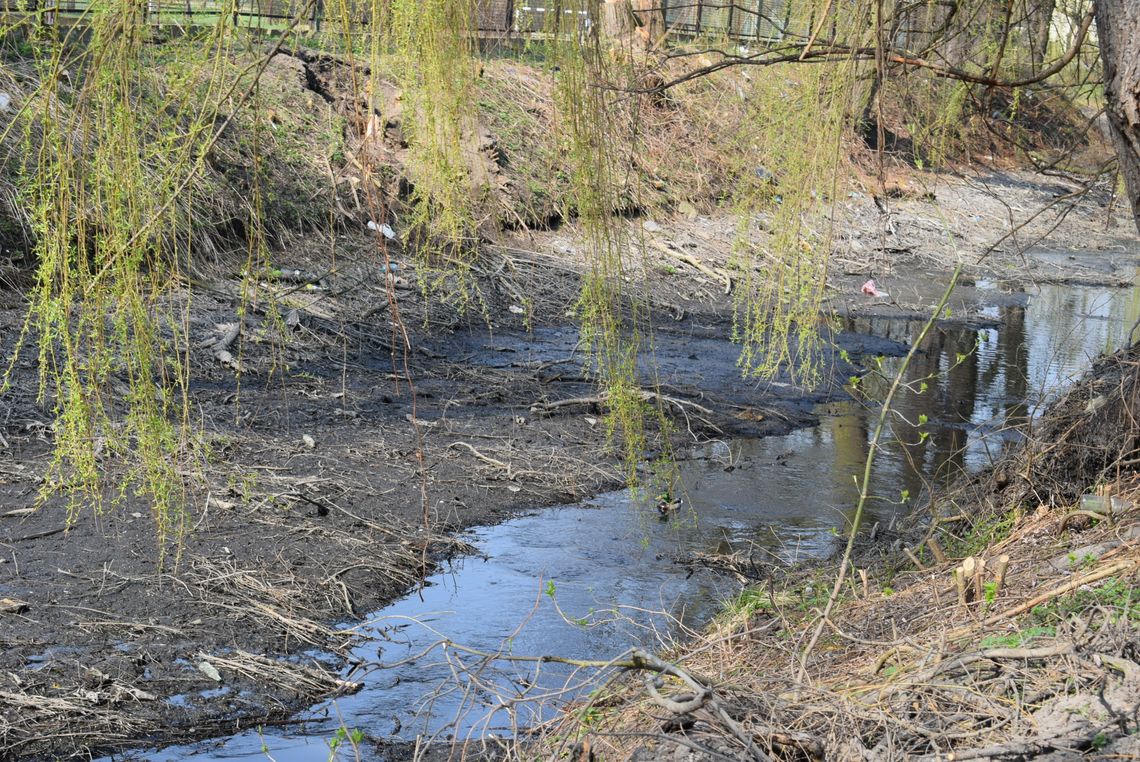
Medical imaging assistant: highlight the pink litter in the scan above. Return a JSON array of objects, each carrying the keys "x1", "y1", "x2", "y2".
[{"x1": 861, "y1": 279, "x2": 883, "y2": 297}]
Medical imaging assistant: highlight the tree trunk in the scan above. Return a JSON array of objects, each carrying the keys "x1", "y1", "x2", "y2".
[
  {"x1": 1025, "y1": 0, "x2": 1055, "y2": 75},
  {"x1": 1096, "y1": 0, "x2": 1140, "y2": 233},
  {"x1": 602, "y1": 0, "x2": 636, "y2": 38},
  {"x1": 601, "y1": 0, "x2": 665, "y2": 50},
  {"x1": 632, "y1": 0, "x2": 665, "y2": 47}
]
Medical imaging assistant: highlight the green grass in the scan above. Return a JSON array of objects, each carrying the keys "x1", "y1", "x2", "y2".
[
  {"x1": 1031, "y1": 578, "x2": 1139, "y2": 625},
  {"x1": 943, "y1": 508, "x2": 1018, "y2": 558},
  {"x1": 979, "y1": 625, "x2": 1055, "y2": 649},
  {"x1": 722, "y1": 586, "x2": 772, "y2": 620}
]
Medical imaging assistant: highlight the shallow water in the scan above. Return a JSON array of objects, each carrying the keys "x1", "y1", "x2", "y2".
[{"x1": 111, "y1": 279, "x2": 1140, "y2": 762}]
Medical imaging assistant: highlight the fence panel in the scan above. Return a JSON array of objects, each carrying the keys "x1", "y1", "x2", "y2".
[
  {"x1": 663, "y1": 0, "x2": 702, "y2": 34},
  {"x1": 477, "y1": 0, "x2": 513, "y2": 32},
  {"x1": 756, "y1": 0, "x2": 786, "y2": 40},
  {"x1": 0, "y1": 0, "x2": 795, "y2": 41}
]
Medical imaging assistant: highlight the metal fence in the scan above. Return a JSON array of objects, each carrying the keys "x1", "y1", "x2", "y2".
[
  {"x1": 0, "y1": 0, "x2": 800, "y2": 41},
  {"x1": 659, "y1": 0, "x2": 794, "y2": 41},
  {"x1": 513, "y1": 1, "x2": 799, "y2": 41}
]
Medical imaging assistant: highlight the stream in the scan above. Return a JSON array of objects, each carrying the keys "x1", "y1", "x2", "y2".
[{"x1": 110, "y1": 278, "x2": 1140, "y2": 762}]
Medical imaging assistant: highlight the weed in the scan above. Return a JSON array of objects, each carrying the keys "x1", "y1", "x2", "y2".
[
  {"x1": 577, "y1": 705, "x2": 603, "y2": 728},
  {"x1": 388, "y1": 0, "x2": 479, "y2": 265},
  {"x1": 1031, "y1": 578, "x2": 1139, "y2": 625},
  {"x1": 4, "y1": 10, "x2": 270, "y2": 561},
  {"x1": 724, "y1": 586, "x2": 772, "y2": 619},
  {"x1": 327, "y1": 725, "x2": 365, "y2": 760},
  {"x1": 1066, "y1": 552, "x2": 1097, "y2": 570},
  {"x1": 944, "y1": 509, "x2": 1018, "y2": 557},
  {"x1": 979, "y1": 625, "x2": 1055, "y2": 649}
]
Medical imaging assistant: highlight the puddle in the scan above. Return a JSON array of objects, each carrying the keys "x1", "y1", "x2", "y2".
[
  {"x1": 106, "y1": 280, "x2": 1140, "y2": 761},
  {"x1": 24, "y1": 645, "x2": 83, "y2": 671}
]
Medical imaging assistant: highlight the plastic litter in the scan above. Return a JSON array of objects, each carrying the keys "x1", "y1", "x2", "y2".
[
  {"x1": 367, "y1": 220, "x2": 397, "y2": 240},
  {"x1": 861, "y1": 279, "x2": 889, "y2": 297}
]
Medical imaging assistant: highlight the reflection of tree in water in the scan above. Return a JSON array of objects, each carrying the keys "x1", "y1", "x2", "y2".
[
  {"x1": 822, "y1": 401, "x2": 870, "y2": 529},
  {"x1": 985, "y1": 305, "x2": 1029, "y2": 428},
  {"x1": 894, "y1": 324, "x2": 973, "y2": 499},
  {"x1": 839, "y1": 308, "x2": 1033, "y2": 516},
  {"x1": 828, "y1": 285, "x2": 1140, "y2": 535}
]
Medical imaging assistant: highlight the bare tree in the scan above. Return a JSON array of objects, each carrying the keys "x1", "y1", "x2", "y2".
[
  {"x1": 1025, "y1": 0, "x2": 1056, "y2": 73},
  {"x1": 1096, "y1": 0, "x2": 1140, "y2": 233}
]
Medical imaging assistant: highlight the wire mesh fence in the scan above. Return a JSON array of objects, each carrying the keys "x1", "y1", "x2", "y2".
[
  {"x1": 659, "y1": 0, "x2": 795, "y2": 41},
  {"x1": 0, "y1": 0, "x2": 806, "y2": 41}
]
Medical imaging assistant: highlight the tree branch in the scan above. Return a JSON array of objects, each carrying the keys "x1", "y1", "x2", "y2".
[{"x1": 644, "y1": 7, "x2": 1096, "y2": 93}]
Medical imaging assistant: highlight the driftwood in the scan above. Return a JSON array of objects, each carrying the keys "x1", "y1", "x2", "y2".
[
  {"x1": 926, "y1": 536, "x2": 948, "y2": 564},
  {"x1": 211, "y1": 322, "x2": 241, "y2": 370},
  {"x1": 646, "y1": 238, "x2": 733, "y2": 294}
]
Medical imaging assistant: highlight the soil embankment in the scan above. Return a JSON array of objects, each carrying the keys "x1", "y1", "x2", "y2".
[{"x1": 0, "y1": 47, "x2": 1138, "y2": 760}]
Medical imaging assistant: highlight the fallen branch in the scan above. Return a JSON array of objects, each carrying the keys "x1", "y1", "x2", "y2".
[
  {"x1": 534, "y1": 391, "x2": 709, "y2": 416},
  {"x1": 211, "y1": 322, "x2": 242, "y2": 370},
  {"x1": 8, "y1": 526, "x2": 67, "y2": 543},
  {"x1": 647, "y1": 238, "x2": 732, "y2": 294},
  {"x1": 448, "y1": 441, "x2": 510, "y2": 471},
  {"x1": 533, "y1": 389, "x2": 719, "y2": 426},
  {"x1": 630, "y1": 649, "x2": 772, "y2": 762},
  {"x1": 915, "y1": 719, "x2": 1114, "y2": 762},
  {"x1": 926, "y1": 642, "x2": 1074, "y2": 679},
  {"x1": 199, "y1": 649, "x2": 361, "y2": 699},
  {"x1": 445, "y1": 441, "x2": 556, "y2": 482}
]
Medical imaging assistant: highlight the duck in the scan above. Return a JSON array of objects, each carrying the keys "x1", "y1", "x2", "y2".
[{"x1": 656, "y1": 492, "x2": 682, "y2": 517}]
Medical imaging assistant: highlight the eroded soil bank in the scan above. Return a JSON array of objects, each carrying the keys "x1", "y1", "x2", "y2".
[{"x1": 1, "y1": 166, "x2": 1137, "y2": 760}]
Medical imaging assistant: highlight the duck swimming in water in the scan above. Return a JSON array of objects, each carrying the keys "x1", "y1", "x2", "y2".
[{"x1": 656, "y1": 492, "x2": 682, "y2": 517}]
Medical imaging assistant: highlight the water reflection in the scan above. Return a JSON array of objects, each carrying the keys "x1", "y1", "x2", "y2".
[{"x1": 846, "y1": 281, "x2": 1140, "y2": 518}]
